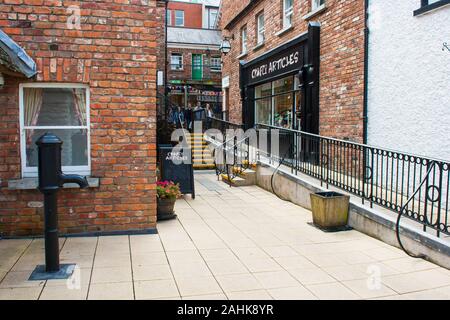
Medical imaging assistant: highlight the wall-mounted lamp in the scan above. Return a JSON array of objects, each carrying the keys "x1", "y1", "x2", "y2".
[{"x1": 219, "y1": 37, "x2": 232, "y2": 55}]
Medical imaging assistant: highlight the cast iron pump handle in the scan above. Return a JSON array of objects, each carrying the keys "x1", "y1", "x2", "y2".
[
  {"x1": 36, "y1": 132, "x2": 89, "y2": 272},
  {"x1": 59, "y1": 174, "x2": 89, "y2": 189}
]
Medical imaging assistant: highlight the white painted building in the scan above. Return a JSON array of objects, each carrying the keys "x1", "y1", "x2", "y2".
[{"x1": 367, "y1": 0, "x2": 450, "y2": 161}]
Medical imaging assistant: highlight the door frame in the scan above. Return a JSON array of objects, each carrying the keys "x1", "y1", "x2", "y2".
[{"x1": 192, "y1": 54, "x2": 203, "y2": 81}]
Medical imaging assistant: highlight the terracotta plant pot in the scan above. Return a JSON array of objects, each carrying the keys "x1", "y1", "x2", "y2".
[
  {"x1": 310, "y1": 192, "x2": 350, "y2": 231},
  {"x1": 157, "y1": 198, "x2": 177, "y2": 221}
]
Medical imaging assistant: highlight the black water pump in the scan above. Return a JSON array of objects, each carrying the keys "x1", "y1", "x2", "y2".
[{"x1": 36, "y1": 132, "x2": 89, "y2": 274}]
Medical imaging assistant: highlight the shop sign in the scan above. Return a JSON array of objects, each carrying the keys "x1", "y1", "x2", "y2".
[{"x1": 244, "y1": 44, "x2": 303, "y2": 86}]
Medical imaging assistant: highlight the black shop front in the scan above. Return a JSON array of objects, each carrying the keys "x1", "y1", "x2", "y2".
[{"x1": 240, "y1": 22, "x2": 320, "y2": 134}]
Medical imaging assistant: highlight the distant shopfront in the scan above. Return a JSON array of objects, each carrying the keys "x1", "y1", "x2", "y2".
[
  {"x1": 168, "y1": 83, "x2": 223, "y2": 114},
  {"x1": 239, "y1": 23, "x2": 320, "y2": 133}
]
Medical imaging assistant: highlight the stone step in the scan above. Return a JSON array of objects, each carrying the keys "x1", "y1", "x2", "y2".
[
  {"x1": 220, "y1": 174, "x2": 248, "y2": 187},
  {"x1": 236, "y1": 168, "x2": 256, "y2": 185},
  {"x1": 193, "y1": 159, "x2": 215, "y2": 164},
  {"x1": 192, "y1": 150, "x2": 213, "y2": 155},
  {"x1": 190, "y1": 142, "x2": 208, "y2": 146},
  {"x1": 194, "y1": 164, "x2": 216, "y2": 170}
]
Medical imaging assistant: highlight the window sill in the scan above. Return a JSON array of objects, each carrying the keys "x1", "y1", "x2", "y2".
[
  {"x1": 302, "y1": 4, "x2": 327, "y2": 20},
  {"x1": 414, "y1": 0, "x2": 450, "y2": 16},
  {"x1": 253, "y1": 42, "x2": 265, "y2": 52},
  {"x1": 8, "y1": 177, "x2": 100, "y2": 191},
  {"x1": 237, "y1": 52, "x2": 248, "y2": 59},
  {"x1": 275, "y1": 25, "x2": 293, "y2": 37}
]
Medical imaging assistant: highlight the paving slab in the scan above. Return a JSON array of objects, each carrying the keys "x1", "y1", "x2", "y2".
[{"x1": 0, "y1": 171, "x2": 448, "y2": 300}]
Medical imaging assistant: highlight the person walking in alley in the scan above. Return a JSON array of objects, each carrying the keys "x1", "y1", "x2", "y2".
[
  {"x1": 184, "y1": 103, "x2": 193, "y2": 131},
  {"x1": 172, "y1": 106, "x2": 184, "y2": 129},
  {"x1": 205, "y1": 103, "x2": 213, "y2": 129},
  {"x1": 193, "y1": 101, "x2": 204, "y2": 122}
]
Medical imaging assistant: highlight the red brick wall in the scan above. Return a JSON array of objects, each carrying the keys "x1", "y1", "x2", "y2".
[
  {"x1": 220, "y1": 0, "x2": 365, "y2": 142},
  {"x1": 0, "y1": 0, "x2": 158, "y2": 236},
  {"x1": 167, "y1": 1, "x2": 202, "y2": 29}
]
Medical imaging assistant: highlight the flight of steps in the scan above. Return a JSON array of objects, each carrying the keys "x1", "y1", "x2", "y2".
[
  {"x1": 188, "y1": 133, "x2": 216, "y2": 170},
  {"x1": 220, "y1": 162, "x2": 257, "y2": 187}
]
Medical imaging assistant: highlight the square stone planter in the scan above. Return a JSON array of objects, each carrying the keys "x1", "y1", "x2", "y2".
[{"x1": 310, "y1": 192, "x2": 350, "y2": 231}]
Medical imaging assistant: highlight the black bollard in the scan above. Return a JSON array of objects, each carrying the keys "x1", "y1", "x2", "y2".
[{"x1": 29, "y1": 133, "x2": 89, "y2": 280}]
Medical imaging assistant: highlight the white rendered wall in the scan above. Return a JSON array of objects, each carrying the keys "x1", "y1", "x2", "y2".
[{"x1": 367, "y1": 1, "x2": 450, "y2": 161}]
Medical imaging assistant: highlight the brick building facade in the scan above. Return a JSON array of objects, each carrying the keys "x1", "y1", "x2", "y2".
[
  {"x1": 0, "y1": 1, "x2": 159, "y2": 237},
  {"x1": 167, "y1": 1, "x2": 203, "y2": 29},
  {"x1": 165, "y1": 0, "x2": 223, "y2": 114},
  {"x1": 220, "y1": 0, "x2": 366, "y2": 142}
]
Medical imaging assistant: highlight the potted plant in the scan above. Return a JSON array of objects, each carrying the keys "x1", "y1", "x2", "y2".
[
  {"x1": 310, "y1": 192, "x2": 350, "y2": 231},
  {"x1": 157, "y1": 181, "x2": 181, "y2": 221}
]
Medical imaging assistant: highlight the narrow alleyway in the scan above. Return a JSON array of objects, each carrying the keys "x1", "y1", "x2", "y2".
[{"x1": 1, "y1": 171, "x2": 449, "y2": 300}]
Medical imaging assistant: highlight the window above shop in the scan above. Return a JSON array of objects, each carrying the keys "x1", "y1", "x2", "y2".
[
  {"x1": 20, "y1": 84, "x2": 90, "y2": 178},
  {"x1": 303, "y1": 0, "x2": 326, "y2": 20},
  {"x1": 241, "y1": 26, "x2": 248, "y2": 55},
  {"x1": 170, "y1": 53, "x2": 183, "y2": 70},
  {"x1": 312, "y1": 0, "x2": 325, "y2": 11},
  {"x1": 283, "y1": 0, "x2": 294, "y2": 30},
  {"x1": 175, "y1": 10, "x2": 184, "y2": 27},
  {"x1": 414, "y1": 0, "x2": 450, "y2": 15},
  {"x1": 256, "y1": 12, "x2": 265, "y2": 46}
]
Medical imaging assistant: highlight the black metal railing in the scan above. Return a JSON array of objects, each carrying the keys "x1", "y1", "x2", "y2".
[
  {"x1": 256, "y1": 123, "x2": 450, "y2": 238},
  {"x1": 209, "y1": 134, "x2": 253, "y2": 183},
  {"x1": 204, "y1": 117, "x2": 253, "y2": 181},
  {"x1": 208, "y1": 116, "x2": 244, "y2": 134}
]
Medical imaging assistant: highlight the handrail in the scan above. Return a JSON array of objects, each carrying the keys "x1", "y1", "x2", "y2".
[
  {"x1": 256, "y1": 123, "x2": 450, "y2": 164},
  {"x1": 396, "y1": 161, "x2": 436, "y2": 258},
  {"x1": 255, "y1": 123, "x2": 450, "y2": 239}
]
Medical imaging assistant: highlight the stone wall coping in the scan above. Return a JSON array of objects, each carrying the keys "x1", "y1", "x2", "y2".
[{"x1": 7, "y1": 177, "x2": 100, "y2": 191}]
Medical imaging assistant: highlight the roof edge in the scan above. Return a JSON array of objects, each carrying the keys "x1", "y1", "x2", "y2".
[
  {"x1": 223, "y1": 0, "x2": 264, "y2": 30},
  {"x1": 0, "y1": 29, "x2": 37, "y2": 78}
]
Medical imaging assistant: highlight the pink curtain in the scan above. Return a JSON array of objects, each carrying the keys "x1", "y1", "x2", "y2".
[
  {"x1": 72, "y1": 88, "x2": 87, "y2": 127},
  {"x1": 24, "y1": 88, "x2": 43, "y2": 144}
]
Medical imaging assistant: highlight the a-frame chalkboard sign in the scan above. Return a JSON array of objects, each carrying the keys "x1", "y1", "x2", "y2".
[{"x1": 159, "y1": 145, "x2": 195, "y2": 199}]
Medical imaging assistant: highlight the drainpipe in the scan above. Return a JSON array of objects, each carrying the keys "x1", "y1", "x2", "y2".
[
  {"x1": 164, "y1": 0, "x2": 169, "y2": 101},
  {"x1": 363, "y1": 0, "x2": 369, "y2": 144}
]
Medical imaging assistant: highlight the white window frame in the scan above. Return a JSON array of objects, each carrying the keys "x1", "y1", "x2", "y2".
[
  {"x1": 207, "y1": 7, "x2": 219, "y2": 29},
  {"x1": 283, "y1": 0, "x2": 294, "y2": 29},
  {"x1": 175, "y1": 10, "x2": 185, "y2": 27},
  {"x1": 210, "y1": 57, "x2": 222, "y2": 72},
  {"x1": 241, "y1": 26, "x2": 248, "y2": 54},
  {"x1": 167, "y1": 9, "x2": 172, "y2": 26},
  {"x1": 19, "y1": 83, "x2": 91, "y2": 178},
  {"x1": 170, "y1": 53, "x2": 183, "y2": 70},
  {"x1": 312, "y1": 0, "x2": 325, "y2": 11},
  {"x1": 257, "y1": 12, "x2": 265, "y2": 45}
]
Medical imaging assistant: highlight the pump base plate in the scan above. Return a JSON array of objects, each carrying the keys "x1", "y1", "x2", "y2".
[{"x1": 29, "y1": 264, "x2": 76, "y2": 281}]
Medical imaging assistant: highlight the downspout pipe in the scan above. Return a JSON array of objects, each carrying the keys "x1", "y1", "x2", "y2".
[
  {"x1": 363, "y1": 0, "x2": 369, "y2": 144},
  {"x1": 164, "y1": 0, "x2": 169, "y2": 101}
]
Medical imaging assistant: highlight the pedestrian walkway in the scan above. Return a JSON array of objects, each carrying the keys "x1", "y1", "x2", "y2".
[{"x1": 0, "y1": 171, "x2": 449, "y2": 300}]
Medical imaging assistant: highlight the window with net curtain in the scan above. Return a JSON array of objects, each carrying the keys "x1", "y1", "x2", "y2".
[{"x1": 21, "y1": 85, "x2": 90, "y2": 177}]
